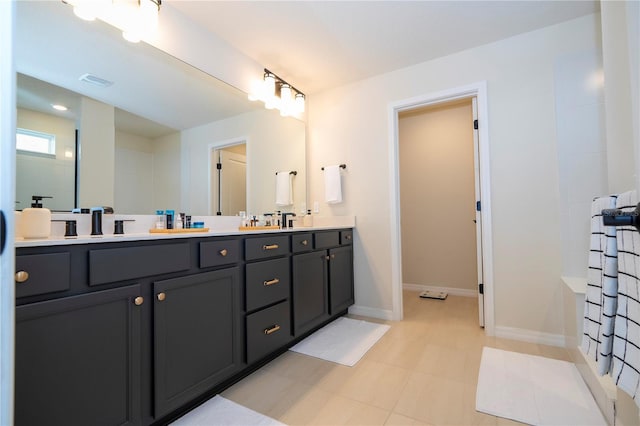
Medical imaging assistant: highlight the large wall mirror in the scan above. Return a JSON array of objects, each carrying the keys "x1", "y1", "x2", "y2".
[{"x1": 15, "y1": 1, "x2": 306, "y2": 216}]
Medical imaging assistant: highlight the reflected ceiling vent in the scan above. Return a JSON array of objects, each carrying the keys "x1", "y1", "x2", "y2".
[{"x1": 79, "y1": 73, "x2": 113, "y2": 88}]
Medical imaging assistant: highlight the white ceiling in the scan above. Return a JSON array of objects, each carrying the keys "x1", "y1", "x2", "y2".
[{"x1": 169, "y1": 0, "x2": 599, "y2": 94}]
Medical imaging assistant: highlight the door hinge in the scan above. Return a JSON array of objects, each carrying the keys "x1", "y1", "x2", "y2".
[
  {"x1": 479, "y1": 283, "x2": 484, "y2": 294},
  {"x1": 476, "y1": 201, "x2": 481, "y2": 212},
  {"x1": 216, "y1": 162, "x2": 222, "y2": 170},
  {"x1": 473, "y1": 119, "x2": 478, "y2": 130}
]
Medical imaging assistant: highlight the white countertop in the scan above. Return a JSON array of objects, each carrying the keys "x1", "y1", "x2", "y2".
[{"x1": 15, "y1": 215, "x2": 356, "y2": 248}]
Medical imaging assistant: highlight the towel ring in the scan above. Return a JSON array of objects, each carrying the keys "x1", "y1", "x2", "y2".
[
  {"x1": 602, "y1": 203, "x2": 640, "y2": 232},
  {"x1": 321, "y1": 164, "x2": 347, "y2": 171}
]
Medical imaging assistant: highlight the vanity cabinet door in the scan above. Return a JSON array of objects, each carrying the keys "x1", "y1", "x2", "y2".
[
  {"x1": 292, "y1": 250, "x2": 330, "y2": 336},
  {"x1": 153, "y1": 268, "x2": 242, "y2": 419},
  {"x1": 329, "y1": 245, "x2": 354, "y2": 315},
  {"x1": 15, "y1": 285, "x2": 142, "y2": 426}
]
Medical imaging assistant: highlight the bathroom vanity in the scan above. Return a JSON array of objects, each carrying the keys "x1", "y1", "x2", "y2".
[{"x1": 13, "y1": 227, "x2": 354, "y2": 425}]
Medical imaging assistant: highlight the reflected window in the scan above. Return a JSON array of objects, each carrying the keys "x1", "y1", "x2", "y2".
[{"x1": 16, "y1": 128, "x2": 56, "y2": 156}]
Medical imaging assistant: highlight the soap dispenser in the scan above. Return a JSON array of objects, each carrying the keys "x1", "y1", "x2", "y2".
[{"x1": 21, "y1": 196, "x2": 52, "y2": 239}]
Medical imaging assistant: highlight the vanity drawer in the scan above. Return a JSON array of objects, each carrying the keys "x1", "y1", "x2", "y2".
[
  {"x1": 340, "y1": 230, "x2": 353, "y2": 245},
  {"x1": 291, "y1": 233, "x2": 313, "y2": 253},
  {"x1": 245, "y1": 258, "x2": 290, "y2": 311},
  {"x1": 245, "y1": 235, "x2": 290, "y2": 261},
  {"x1": 15, "y1": 253, "x2": 71, "y2": 298},
  {"x1": 89, "y1": 243, "x2": 190, "y2": 286},
  {"x1": 315, "y1": 231, "x2": 339, "y2": 249},
  {"x1": 246, "y1": 301, "x2": 291, "y2": 364},
  {"x1": 200, "y1": 239, "x2": 240, "y2": 268}
]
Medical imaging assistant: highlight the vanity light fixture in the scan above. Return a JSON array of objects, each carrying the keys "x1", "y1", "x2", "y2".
[
  {"x1": 249, "y1": 69, "x2": 305, "y2": 117},
  {"x1": 63, "y1": 0, "x2": 161, "y2": 43},
  {"x1": 51, "y1": 104, "x2": 68, "y2": 111}
]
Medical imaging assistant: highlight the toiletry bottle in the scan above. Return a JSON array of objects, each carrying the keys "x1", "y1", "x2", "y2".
[
  {"x1": 303, "y1": 209, "x2": 313, "y2": 227},
  {"x1": 21, "y1": 196, "x2": 52, "y2": 239},
  {"x1": 166, "y1": 210, "x2": 174, "y2": 229},
  {"x1": 175, "y1": 213, "x2": 183, "y2": 229},
  {"x1": 156, "y1": 210, "x2": 165, "y2": 229}
]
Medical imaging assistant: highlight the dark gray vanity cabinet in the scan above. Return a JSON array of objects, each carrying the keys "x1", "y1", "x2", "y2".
[
  {"x1": 292, "y1": 230, "x2": 354, "y2": 336},
  {"x1": 153, "y1": 268, "x2": 242, "y2": 419},
  {"x1": 14, "y1": 228, "x2": 353, "y2": 425},
  {"x1": 244, "y1": 235, "x2": 292, "y2": 364},
  {"x1": 15, "y1": 284, "x2": 143, "y2": 426},
  {"x1": 292, "y1": 249, "x2": 331, "y2": 336},
  {"x1": 329, "y1": 245, "x2": 354, "y2": 314}
]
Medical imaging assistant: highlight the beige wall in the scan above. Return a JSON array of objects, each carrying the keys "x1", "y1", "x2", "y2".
[
  {"x1": 78, "y1": 97, "x2": 114, "y2": 208},
  {"x1": 113, "y1": 130, "x2": 181, "y2": 214},
  {"x1": 308, "y1": 14, "x2": 601, "y2": 337},
  {"x1": 181, "y1": 108, "x2": 305, "y2": 216},
  {"x1": 16, "y1": 108, "x2": 75, "y2": 211},
  {"x1": 399, "y1": 100, "x2": 477, "y2": 292}
]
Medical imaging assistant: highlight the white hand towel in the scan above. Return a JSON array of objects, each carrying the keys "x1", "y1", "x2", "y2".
[
  {"x1": 275, "y1": 171, "x2": 293, "y2": 206},
  {"x1": 612, "y1": 190, "x2": 640, "y2": 408},
  {"x1": 324, "y1": 165, "x2": 342, "y2": 204},
  {"x1": 582, "y1": 195, "x2": 618, "y2": 375}
]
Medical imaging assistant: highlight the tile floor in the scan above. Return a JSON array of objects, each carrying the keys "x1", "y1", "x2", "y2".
[{"x1": 220, "y1": 290, "x2": 574, "y2": 425}]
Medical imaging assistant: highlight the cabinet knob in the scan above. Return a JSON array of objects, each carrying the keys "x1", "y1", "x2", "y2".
[
  {"x1": 263, "y1": 278, "x2": 280, "y2": 286},
  {"x1": 262, "y1": 244, "x2": 279, "y2": 251},
  {"x1": 325, "y1": 255, "x2": 330, "y2": 260},
  {"x1": 264, "y1": 324, "x2": 281, "y2": 335},
  {"x1": 219, "y1": 249, "x2": 228, "y2": 257},
  {"x1": 15, "y1": 270, "x2": 29, "y2": 283},
  {"x1": 345, "y1": 235, "x2": 352, "y2": 240},
  {"x1": 301, "y1": 240, "x2": 308, "y2": 246},
  {"x1": 157, "y1": 292, "x2": 166, "y2": 301},
  {"x1": 134, "y1": 296, "x2": 144, "y2": 306},
  {"x1": 331, "y1": 254, "x2": 336, "y2": 259}
]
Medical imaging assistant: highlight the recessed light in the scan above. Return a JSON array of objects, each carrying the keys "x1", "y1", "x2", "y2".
[{"x1": 52, "y1": 104, "x2": 68, "y2": 111}]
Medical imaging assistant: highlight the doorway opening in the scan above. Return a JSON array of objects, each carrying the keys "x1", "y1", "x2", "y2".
[
  {"x1": 209, "y1": 141, "x2": 246, "y2": 216},
  {"x1": 388, "y1": 82, "x2": 494, "y2": 335}
]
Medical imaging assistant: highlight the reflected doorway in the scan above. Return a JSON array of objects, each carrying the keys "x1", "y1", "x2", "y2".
[{"x1": 210, "y1": 143, "x2": 246, "y2": 216}]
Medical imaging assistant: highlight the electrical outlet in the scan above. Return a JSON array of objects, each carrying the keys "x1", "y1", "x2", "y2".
[{"x1": 313, "y1": 201, "x2": 319, "y2": 213}]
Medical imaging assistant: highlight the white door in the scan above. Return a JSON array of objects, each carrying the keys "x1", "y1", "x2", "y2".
[
  {"x1": 218, "y1": 151, "x2": 246, "y2": 216},
  {"x1": 1, "y1": 1, "x2": 16, "y2": 423},
  {"x1": 472, "y1": 97, "x2": 485, "y2": 327}
]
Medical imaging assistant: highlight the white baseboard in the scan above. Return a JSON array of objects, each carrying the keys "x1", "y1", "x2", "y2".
[
  {"x1": 403, "y1": 283, "x2": 477, "y2": 298},
  {"x1": 494, "y1": 325, "x2": 566, "y2": 347},
  {"x1": 574, "y1": 347, "x2": 616, "y2": 426},
  {"x1": 348, "y1": 305, "x2": 394, "y2": 321}
]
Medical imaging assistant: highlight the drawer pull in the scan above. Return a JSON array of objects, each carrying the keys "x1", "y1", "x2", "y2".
[
  {"x1": 15, "y1": 270, "x2": 29, "y2": 283},
  {"x1": 134, "y1": 296, "x2": 144, "y2": 306},
  {"x1": 301, "y1": 239, "x2": 308, "y2": 246},
  {"x1": 157, "y1": 292, "x2": 166, "y2": 301},
  {"x1": 262, "y1": 244, "x2": 279, "y2": 251},
  {"x1": 219, "y1": 249, "x2": 228, "y2": 257},
  {"x1": 263, "y1": 278, "x2": 280, "y2": 286},
  {"x1": 264, "y1": 324, "x2": 281, "y2": 335}
]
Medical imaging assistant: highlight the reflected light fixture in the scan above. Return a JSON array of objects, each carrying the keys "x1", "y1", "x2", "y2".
[
  {"x1": 63, "y1": 0, "x2": 161, "y2": 43},
  {"x1": 249, "y1": 69, "x2": 305, "y2": 117},
  {"x1": 52, "y1": 104, "x2": 68, "y2": 111}
]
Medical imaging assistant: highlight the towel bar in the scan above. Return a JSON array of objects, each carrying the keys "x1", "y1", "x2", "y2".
[
  {"x1": 274, "y1": 171, "x2": 297, "y2": 175},
  {"x1": 602, "y1": 203, "x2": 640, "y2": 232},
  {"x1": 321, "y1": 164, "x2": 346, "y2": 171}
]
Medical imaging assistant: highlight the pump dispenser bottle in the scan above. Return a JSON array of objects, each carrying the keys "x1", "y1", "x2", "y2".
[{"x1": 21, "y1": 196, "x2": 52, "y2": 239}]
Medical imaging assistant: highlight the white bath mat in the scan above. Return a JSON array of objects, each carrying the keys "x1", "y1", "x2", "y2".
[
  {"x1": 289, "y1": 317, "x2": 390, "y2": 366},
  {"x1": 476, "y1": 347, "x2": 606, "y2": 426},
  {"x1": 169, "y1": 395, "x2": 285, "y2": 426}
]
